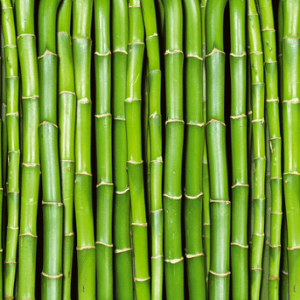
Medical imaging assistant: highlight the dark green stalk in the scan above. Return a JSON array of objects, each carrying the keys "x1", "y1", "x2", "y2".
[
  {"x1": 229, "y1": 1, "x2": 248, "y2": 299},
  {"x1": 16, "y1": 0, "x2": 40, "y2": 298},
  {"x1": 1, "y1": 1, "x2": 20, "y2": 297},
  {"x1": 125, "y1": 0, "x2": 150, "y2": 298},
  {"x1": 206, "y1": 0, "x2": 230, "y2": 298},
  {"x1": 162, "y1": 0, "x2": 184, "y2": 298},
  {"x1": 111, "y1": 0, "x2": 134, "y2": 298},
  {"x1": 72, "y1": 0, "x2": 95, "y2": 298},
  {"x1": 57, "y1": 0, "x2": 75, "y2": 298},
  {"x1": 141, "y1": 0, "x2": 163, "y2": 298},
  {"x1": 94, "y1": 1, "x2": 114, "y2": 298}
]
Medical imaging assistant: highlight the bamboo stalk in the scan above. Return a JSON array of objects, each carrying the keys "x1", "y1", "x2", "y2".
[
  {"x1": 72, "y1": 0, "x2": 95, "y2": 298},
  {"x1": 163, "y1": 0, "x2": 184, "y2": 298},
  {"x1": 182, "y1": 0, "x2": 205, "y2": 299},
  {"x1": 94, "y1": 0, "x2": 114, "y2": 298},
  {"x1": 38, "y1": 0, "x2": 63, "y2": 298},
  {"x1": 206, "y1": 0, "x2": 230, "y2": 298},
  {"x1": 125, "y1": 0, "x2": 150, "y2": 298},
  {"x1": 141, "y1": 0, "x2": 163, "y2": 298},
  {"x1": 111, "y1": 0, "x2": 134, "y2": 298},
  {"x1": 57, "y1": 0, "x2": 75, "y2": 298},
  {"x1": 0, "y1": 1, "x2": 20, "y2": 297},
  {"x1": 282, "y1": 0, "x2": 300, "y2": 298},
  {"x1": 15, "y1": 0, "x2": 40, "y2": 298},
  {"x1": 229, "y1": 1, "x2": 248, "y2": 299}
]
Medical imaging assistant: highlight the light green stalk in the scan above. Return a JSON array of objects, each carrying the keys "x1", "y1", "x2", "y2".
[
  {"x1": 141, "y1": 0, "x2": 163, "y2": 298},
  {"x1": 57, "y1": 0, "x2": 75, "y2": 298},
  {"x1": 162, "y1": 0, "x2": 184, "y2": 298},
  {"x1": 16, "y1": 0, "x2": 40, "y2": 298},
  {"x1": 72, "y1": 0, "x2": 95, "y2": 298},
  {"x1": 1, "y1": 1, "x2": 20, "y2": 297},
  {"x1": 111, "y1": 0, "x2": 134, "y2": 298},
  {"x1": 94, "y1": 1, "x2": 114, "y2": 299},
  {"x1": 125, "y1": 0, "x2": 150, "y2": 298},
  {"x1": 206, "y1": 0, "x2": 230, "y2": 298}
]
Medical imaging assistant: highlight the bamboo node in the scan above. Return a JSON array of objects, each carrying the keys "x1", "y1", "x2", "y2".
[
  {"x1": 210, "y1": 199, "x2": 231, "y2": 205},
  {"x1": 65, "y1": 232, "x2": 74, "y2": 237},
  {"x1": 4, "y1": 45, "x2": 17, "y2": 48},
  {"x1": 287, "y1": 246, "x2": 300, "y2": 251},
  {"x1": 252, "y1": 119, "x2": 265, "y2": 124},
  {"x1": 38, "y1": 49, "x2": 58, "y2": 59},
  {"x1": 0, "y1": 249, "x2": 2, "y2": 253},
  {"x1": 282, "y1": 270, "x2": 288, "y2": 276},
  {"x1": 128, "y1": 42, "x2": 144, "y2": 46},
  {"x1": 6, "y1": 76, "x2": 19, "y2": 79},
  {"x1": 206, "y1": 119, "x2": 226, "y2": 127},
  {"x1": 8, "y1": 150, "x2": 20, "y2": 154},
  {"x1": 7, "y1": 191, "x2": 20, "y2": 194},
  {"x1": 261, "y1": 28, "x2": 276, "y2": 32},
  {"x1": 22, "y1": 163, "x2": 40, "y2": 167},
  {"x1": 72, "y1": 36, "x2": 91, "y2": 40},
  {"x1": 4, "y1": 261, "x2": 16, "y2": 264},
  {"x1": 125, "y1": 98, "x2": 141, "y2": 103},
  {"x1": 22, "y1": 95, "x2": 39, "y2": 99},
  {"x1": 114, "y1": 117, "x2": 126, "y2": 121},
  {"x1": 231, "y1": 242, "x2": 248, "y2": 249},
  {"x1": 206, "y1": 48, "x2": 225, "y2": 57},
  {"x1": 203, "y1": 223, "x2": 210, "y2": 226},
  {"x1": 164, "y1": 49, "x2": 183, "y2": 55},
  {"x1": 165, "y1": 257, "x2": 184, "y2": 264},
  {"x1": 251, "y1": 268, "x2": 262, "y2": 271},
  {"x1": 252, "y1": 82, "x2": 264, "y2": 85},
  {"x1": 283, "y1": 172, "x2": 300, "y2": 176},
  {"x1": 249, "y1": 51, "x2": 263, "y2": 55},
  {"x1": 2, "y1": 6, "x2": 12, "y2": 9},
  {"x1": 146, "y1": 33, "x2": 158, "y2": 41},
  {"x1": 115, "y1": 187, "x2": 130, "y2": 194},
  {"x1": 282, "y1": 98, "x2": 300, "y2": 104},
  {"x1": 57, "y1": 31, "x2": 71, "y2": 38},
  {"x1": 59, "y1": 91, "x2": 76, "y2": 96},
  {"x1": 95, "y1": 50, "x2": 111, "y2": 57},
  {"x1": 184, "y1": 191, "x2": 203, "y2": 200},
  {"x1": 42, "y1": 201, "x2": 63, "y2": 206},
  {"x1": 248, "y1": 13, "x2": 258, "y2": 16},
  {"x1": 76, "y1": 246, "x2": 96, "y2": 250},
  {"x1": 115, "y1": 248, "x2": 131, "y2": 253},
  {"x1": 77, "y1": 98, "x2": 91, "y2": 104},
  {"x1": 269, "y1": 244, "x2": 281, "y2": 248},
  {"x1": 185, "y1": 253, "x2": 204, "y2": 259},
  {"x1": 19, "y1": 232, "x2": 37, "y2": 238},
  {"x1": 149, "y1": 69, "x2": 161, "y2": 74},
  {"x1": 253, "y1": 197, "x2": 265, "y2": 201},
  {"x1": 75, "y1": 172, "x2": 92, "y2": 177},
  {"x1": 231, "y1": 182, "x2": 249, "y2": 189},
  {"x1": 253, "y1": 233, "x2": 264, "y2": 237},
  {"x1": 271, "y1": 211, "x2": 283, "y2": 214},
  {"x1": 269, "y1": 276, "x2": 280, "y2": 281},
  {"x1": 230, "y1": 51, "x2": 247, "y2": 57},
  {"x1": 2, "y1": 103, "x2": 7, "y2": 107},
  {"x1": 41, "y1": 272, "x2": 63, "y2": 279},
  {"x1": 131, "y1": 223, "x2": 147, "y2": 227},
  {"x1": 264, "y1": 61, "x2": 277, "y2": 64},
  {"x1": 134, "y1": 277, "x2": 150, "y2": 282},
  {"x1": 186, "y1": 54, "x2": 203, "y2": 61},
  {"x1": 96, "y1": 181, "x2": 114, "y2": 188},
  {"x1": 39, "y1": 121, "x2": 58, "y2": 128},
  {"x1": 269, "y1": 137, "x2": 281, "y2": 140},
  {"x1": 61, "y1": 160, "x2": 75, "y2": 163},
  {"x1": 4, "y1": 294, "x2": 13, "y2": 299},
  {"x1": 165, "y1": 119, "x2": 184, "y2": 125},
  {"x1": 151, "y1": 255, "x2": 164, "y2": 259},
  {"x1": 127, "y1": 160, "x2": 143, "y2": 165},
  {"x1": 151, "y1": 208, "x2": 163, "y2": 213},
  {"x1": 150, "y1": 156, "x2": 163, "y2": 163},
  {"x1": 209, "y1": 270, "x2": 231, "y2": 277},
  {"x1": 248, "y1": 110, "x2": 252, "y2": 115},
  {"x1": 128, "y1": 4, "x2": 141, "y2": 7},
  {"x1": 278, "y1": 53, "x2": 283, "y2": 57},
  {"x1": 186, "y1": 122, "x2": 205, "y2": 127},
  {"x1": 230, "y1": 114, "x2": 247, "y2": 119},
  {"x1": 149, "y1": 112, "x2": 162, "y2": 119},
  {"x1": 17, "y1": 34, "x2": 35, "y2": 39},
  {"x1": 113, "y1": 49, "x2": 128, "y2": 55},
  {"x1": 96, "y1": 241, "x2": 113, "y2": 248},
  {"x1": 163, "y1": 194, "x2": 182, "y2": 200},
  {"x1": 95, "y1": 113, "x2": 112, "y2": 118}
]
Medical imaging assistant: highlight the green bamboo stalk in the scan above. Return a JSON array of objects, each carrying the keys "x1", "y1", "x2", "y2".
[
  {"x1": 1, "y1": 0, "x2": 20, "y2": 297},
  {"x1": 162, "y1": 0, "x2": 184, "y2": 298},
  {"x1": 154, "y1": 0, "x2": 164, "y2": 38},
  {"x1": 111, "y1": 0, "x2": 134, "y2": 298},
  {"x1": 201, "y1": 0, "x2": 210, "y2": 293},
  {"x1": 141, "y1": 0, "x2": 163, "y2": 298},
  {"x1": 282, "y1": 0, "x2": 300, "y2": 298},
  {"x1": 257, "y1": 1, "x2": 282, "y2": 298},
  {"x1": 94, "y1": 1, "x2": 114, "y2": 299},
  {"x1": 229, "y1": 1, "x2": 248, "y2": 299},
  {"x1": 206, "y1": 0, "x2": 230, "y2": 298},
  {"x1": 57, "y1": 0, "x2": 75, "y2": 298},
  {"x1": 182, "y1": 0, "x2": 205, "y2": 299},
  {"x1": 38, "y1": 0, "x2": 63, "y2": 298},
  {"x1": 72, "y1": 0, "x2": 95, "y2": 298},
  {"x1": 125, "y1": 0, "x2": 150, "y2": 298},
  {"x1": 16, "y1": 0, "x2": 40, "y2": 298}
]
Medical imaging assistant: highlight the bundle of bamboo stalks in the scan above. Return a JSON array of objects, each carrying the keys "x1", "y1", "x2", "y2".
[{"x1": 0, "y1": 0, "x2": 296, "y2": 299}]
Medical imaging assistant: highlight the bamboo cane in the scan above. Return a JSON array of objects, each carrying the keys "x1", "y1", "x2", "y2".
[
  {"x1": 57, "y1": 0, "x2": 75, "y2": 298},
  {"x1": 282, "y1": 0, "x2": 300, "y2": 298},
  {"x1": 94, "y1": 0, "x2": 114, "y2": 298},
  {"x1": 111, "y1": 0, "x2": 134, "y2": 298},
  {"x1": 38, "y1": 0, "x2": 63, "y2": 298},
  {"x1": 206, "y1": 0, "x2": 230, "y2": 298},
  {"x1": 229, "y1": 1, "x2": 248, "y2": 299},
  {"x1": 125, "y1": 0, "x2": 150, "y2": 297},
  {"x1": 141, "y1": 0, "x2": 163, "y2": 298},
  {"x1": 0, "y1": 1, "x2": 20, "y2": 297},
  {"x1": 15, "y1": 0, "x2": 40, "y2": 297},
  {"x1": 72, "y1": 0, "x2": 95, "y2": 298},
  {"x1": 163, "y1": 0, "x2": 184, "y2": 298}
]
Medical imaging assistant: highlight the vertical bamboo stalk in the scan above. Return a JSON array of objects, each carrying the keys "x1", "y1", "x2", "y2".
[
  {"x1": 15, "y1": 0, "x2": 40, "y2": 298},
  {"x1": 57, "y1": 0, "x2": 76, "y2": 298},
  {"x1": 111, "y1": 0, "x2": 134, "y2": 298},
  {"x1": 72, "y1": 0, "x2": 95, "y2": 298}
]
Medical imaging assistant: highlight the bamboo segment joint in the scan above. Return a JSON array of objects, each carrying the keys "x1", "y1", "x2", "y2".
[
  {"x1": 261, "y1": 28, "x2": 275, "y2": 32},
  {"x1": 251, "y1": 268, "x2": 262, "y2": 271},
  {"x1": 282, "y1": 270, "x2": 288, "y2": 276},
  {"x1": 206, "y1": 119, "x2": 226, "y2": 126},
  {"x1": 146, "y1": 33, "x2": 158, "y2": 40},
  {"x1": 209, "y1": 270, "x2": 231, "y2": 277},
  {"x1": 164, "y1": 257, "x2": 184, "y2": 264},
  {"x1": 77, "y1": 98, "x2": 91, "y2": 104},
  {"x1": 252, "y1": 119, "x2": 265, "y2": 123},
  {"x1": 249, "y1": 51, "x2": 263, "y2": 55},
  {"x1": 269, "y1": 244, "x2": 281, "y2": 248},
  {"x1": 127, "y1": 160, "x2": 143, "y2": 165},
  {"x1": 57, "y1": 31, "x2": 71, "y2": 37},
  {"x1": 283, "y1": 172, "x2": 300, "y2": 176},
  {"x1": 4, "y1": 45, "x2": 17, "y2": 48},
  {"x1": 2, "y1": 6, "x2": 12, "y2": 9},
  {"x1": 95, "y1": 113, "x2": 112, "y2": 118},
  {"x1": 38, "y1": 50, "x2": 58, "y2": 59},
  {"x1": 206, "y1": 48, "x2": 225, "y2": 57},
  {"x1": 19, "y1": 232, "x2": 37, "y2": 238},
  {"x1": 287, "y1": 246, "x2": 300, "y2": 251},
  {"x1": 75, "y1": 172, "x2": 92, "y2": 176},
  {"x1": 165, "y1": 119, "x2": 184, "y2": 125},
  {"x1": 125, "y1": 98, "x2": 141, "y2": 103},
  {"x1": 134, "y1": 277, "x2": 150, "y2": 282},
  {"x1": 7, "y1": 227, "x2": 19, "y2": 230},
  {"x1": 131, "y1": 223, "x2": 147, "y2": 227},
  {"x1": 163, "y1": 193, "x2": 182, "y2": 200},
  {"x1": 59, "y1": 91, "x2": 76, "y2": 96},
  {"x1": 22, "y1": 95, "x2": 39, "y2": 99},
  {"x1": 271, "y1": 211, "x2": 283, "y2": 214},
  {"x1": 231, "y1": 182, "x2": 249, "y2": 188},
  {"x1": 186, "y1": 54, "x2": 203, "y2": 60},
  {"x1": 115, "y1": 248, "x2": 131, "y2": 253},
  {"x1": 17, "y1": 34, "x2": 35, "y2": 39},
  {"x1": 269, "y1": 276, "x2": 280, "y2": 281},
  {"x1": 115, "y1": 187, "x2": 130, "y2": 194},
  {"x1": 282, "y1": 98, "x2": 300, "y2": 104},
  {"x1": 151, "y1": 208, "x2": 163, "y2": 213},
  {"x1": 22, "y1": 163, "x2": 40, "y2": 167},
  {"x1": 253, "y1": 197, "x2": 265, "y2": 201},
  {"x1": 270, "y1": 177, "x2": 282, "y2": 180},
  {"x1": 41, "y1": 272, "x2": 63, "y2": 279},
  {"x1": 184, "y1": 191, "x2": 203, "y2": 199},
  {"x1": 186, "y1": 122, "x2": 205, "y2": 127},
  {"x1": 231, "y1": 242, "x2": 248, "y2": 249},
  {"x1": 253, "y1": 233, "x2": 264, "y2": 237},
  {"x1": 230, "y1": 114, "x2": 247, "y2": 119},
  {"x1": 42, "y1": 201, "x2": 63, "y2": 206},
  {"x1": 113, "y1": 49, "x2": 128, "y2": 55},
  {"x1": 95, "y1": 241, "x2": 113, "y2": 247},
  {"x1": 96, "y1": 181, "x2": 114, "y2": 188},
  {"x1": 61, "y1": 160, "x2": 75, "y2": 163},
  {"x1": 248, "y1": 110, "x2": 252, "y2": 115},
  {"x1": 65, "y1": 232, "x2": 74, "y2": 237},
  {"x1": 95, "y1": 50, "x2": 111, "y2": 56},
  {"x1": 185, "y1": 253, "x2": 204, "y2": 259},
  {"x1": 151, "y1": 255, "x2": 164, "y2": 259},
  {"x1": 39, "y1": 121, "x2": 58, "y2": 128},
  {"x1": 149, "y1": 112, "x2": 161, "y2": 119},
  {"x1": 4, "y1": 261, "x2": 16, "y2": 264},
  {"x1": 76, "y1": 246, "x2": 96, "y2": 250},
  {"x1": 165, "y1": 49, "x2": 183, "y2": 55},
  {"x1": 150, "y1": 157, "x2": 163, "y2": 163},
  {"x1": 114, "y1": 117, "x2": 126, "y2": 121},
  {"x1": 230, "y1": 51, "x2": 247, "y2": 57},
  {"x1": 210, "y1": 199, "x2": 231, "y2": 205}
]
